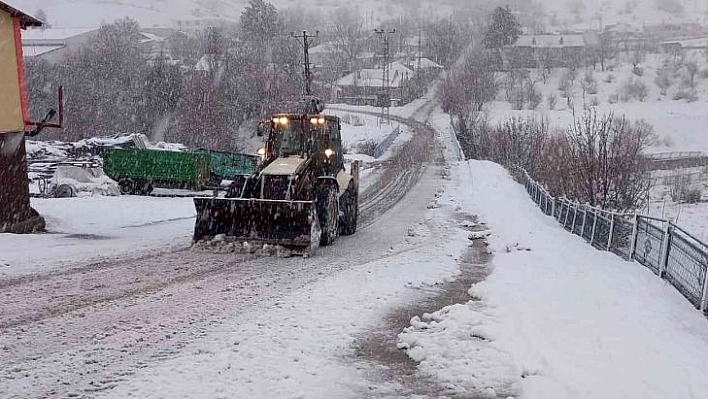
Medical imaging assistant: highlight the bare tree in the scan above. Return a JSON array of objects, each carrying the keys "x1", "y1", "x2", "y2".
[
  {"x1": 560, "y1": 111, "x2": 654, "y2": 210},
  {"x1": 655, "y1": 69, "x2": 672, "y2": 95},
  {"x1": 329, "y1": 7, "x2": 368, "y2": 72}
]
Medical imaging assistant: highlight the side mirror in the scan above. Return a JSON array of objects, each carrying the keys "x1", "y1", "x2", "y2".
[{"x1": 257, "y1": 121, "x2": 268, "y2": 137}]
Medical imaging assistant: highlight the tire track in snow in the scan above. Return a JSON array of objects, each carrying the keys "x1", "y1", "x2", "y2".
[{"x1": 0, "y1": 101, "x2": 439, "y2": 398}]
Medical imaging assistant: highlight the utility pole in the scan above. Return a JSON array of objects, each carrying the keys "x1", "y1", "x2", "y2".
[
  {"x1": 374, "y1": 28, "x2": 395, "y2": 125},
  {"x1": 291, "y1": 30, "x2": 319, "y2": 96},
  {"x1": 417, "y1": 27, "x2": 422, "y2": 71}
]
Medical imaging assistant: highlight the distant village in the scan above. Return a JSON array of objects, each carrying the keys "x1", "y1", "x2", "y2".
[{"x1": 22, "y1": 16, "x2": 708, "y2": 107}]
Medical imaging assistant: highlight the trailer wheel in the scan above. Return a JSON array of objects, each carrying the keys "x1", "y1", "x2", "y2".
[
  {"x1": 318, "y1": 184, "x2": 339, "y2": 246},
  {"x1": 137, "y1": 180, "x2": 154, "y2": 196},
  {"x1": 118, "y1": 178, "x2": 135, "y2": 195},
  {"x1": 339, "y1": 182, "x2": 358, "y2": 235}
]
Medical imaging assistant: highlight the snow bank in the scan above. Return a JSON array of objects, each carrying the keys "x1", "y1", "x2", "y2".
[
  {"x1": 399, "y1": 160, "x2": 708, "y2": 398},
  {"x1": 50, "y1": 165, "x2": 120, "y2": 196},
  {"x1": 0, "y1": 196, "x2": 195, "y2": 277}
]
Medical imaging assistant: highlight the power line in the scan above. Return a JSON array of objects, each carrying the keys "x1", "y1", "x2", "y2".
[
  {"x1": 291, "y1": 30, "x2": 319, "y2": 96},
  {"x1": 374, "y1": 28, "x2": 395, "y2": 124}
]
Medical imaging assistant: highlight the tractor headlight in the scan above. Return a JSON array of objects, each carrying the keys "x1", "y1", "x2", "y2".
[
  {"x1": 279, "y1": 117, "x2": 288, "y2": 125},
  {"x1": 324, "y1": 148, "x2": 334, "y2": 158},
  {"x1": 257, "y1": 147, "x2": 266, "y2": 159},
  {"x1": 310, "y1": 117, "x2": 318, "y2": 124}
]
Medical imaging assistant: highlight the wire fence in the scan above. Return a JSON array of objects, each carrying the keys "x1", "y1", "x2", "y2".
[{"x1": 513, "y1": 166, "x2": 708, "y2": 314}]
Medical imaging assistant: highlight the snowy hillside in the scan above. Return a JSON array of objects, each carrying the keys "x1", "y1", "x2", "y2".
[
  {"x1": 489, "y1": 51, "x2": 708, "y2": 154},
  {"x1": 527, "y1": 0, "x2": 708, "y2": 30},
  {"x1": 9, "y1": 0, "x2": 454, "y2": 28}
]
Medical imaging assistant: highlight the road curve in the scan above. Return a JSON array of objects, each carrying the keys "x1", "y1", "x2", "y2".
[{"x1": 0, "y1": 100, "x2": 438, "y2": 399}]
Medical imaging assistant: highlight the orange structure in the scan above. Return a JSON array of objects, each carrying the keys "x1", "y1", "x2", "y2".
[{"x1": 0, "y1": 2, "x2": 44, "y2": 233}]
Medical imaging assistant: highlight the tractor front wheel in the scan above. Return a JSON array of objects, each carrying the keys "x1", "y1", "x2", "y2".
[
  {"x1": 339, "y1": 182, "x2": 358, "y2": 235},
  {"x1": 318, "y1": 183, "x2": 339, "y2": 246}
]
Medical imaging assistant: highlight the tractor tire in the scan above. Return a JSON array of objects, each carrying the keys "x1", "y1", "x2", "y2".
[
  {"x1": 118, "y1": 178, "x2": 135, "y2": 195},
  {"x1": 339, "y1": 182, "x2": 358, "y2": 236},
  {"x1": 318, "y1": 183, "x2": 339, "y2": 246},
  {"x1": 53, "y1": 184, "x2": 75, "y2": 198}
]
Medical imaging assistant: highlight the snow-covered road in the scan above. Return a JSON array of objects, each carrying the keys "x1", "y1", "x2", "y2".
[
  {"x1": 5, "y1": 96, "x2": 708, "y2": 398},
  {"x1": 0, "y1": 99, "x2": 450, "y2": 398}
]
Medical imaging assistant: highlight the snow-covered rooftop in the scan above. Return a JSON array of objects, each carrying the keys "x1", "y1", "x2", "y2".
[
  {"x1": 21, "y1": 44, "x2": 63, "y2": 57},
  {"x1": 513, "y1": 34, "x2": 586, "y2": 48},
  {"x1": 22, "y1": 27, "x2": 97, "y2": 42},
  {"x1": 338, "y1": 62, "x2": 414, "y2": 87}
]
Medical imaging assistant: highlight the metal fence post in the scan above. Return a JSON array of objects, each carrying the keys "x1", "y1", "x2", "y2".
[
  {"x1": 580, "y1": 205, "x2": 587, "y2": 238},
  {"x1": 590, "y1": 208, "x2": 598, "y2": 245},
  {"x1": 700, "y1": 266, "x2": 708, "y2": 312},
  {"x1": 659, "y1": 222, "x2": 672, "y2": 278},
  {"x1": 571, "y1": 202, "x2": 578, "y2": 233},
  {"x1": 563, "y1": 201, "x2": 570, "y2": 227},
  {"x1": 607, "y1": 214, "x2": 615, "y2": 251},
  {"x1": 551, "y1": 198, "x2": 556, "y2": 220},
  {"x1": 629, "y1": 213, "x2": 639, "y2": 261}
]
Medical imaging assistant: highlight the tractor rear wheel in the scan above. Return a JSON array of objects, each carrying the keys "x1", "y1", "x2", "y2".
[
  {"x1": 318, "y1": 184, "x2": 339, "y2": 246},
  {"x1": 339, "y1": 182, "x2": 358, "y2": 235},
  {"x1": 118, "y1": 178, "x2": 135, "y2": 195}
]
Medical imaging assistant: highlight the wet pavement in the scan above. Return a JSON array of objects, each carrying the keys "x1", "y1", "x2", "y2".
[{"x1": 355, "y1": 216, "x2": 494, "y2": 397}]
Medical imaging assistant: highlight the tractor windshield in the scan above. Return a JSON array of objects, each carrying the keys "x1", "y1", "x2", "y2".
[{"x1": 272, "y1": 118, "x2": 306, "y2": 157}]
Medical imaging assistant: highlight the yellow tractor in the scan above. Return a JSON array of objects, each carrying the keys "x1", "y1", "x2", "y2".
[{"x1": 193, "y1": 97, "x2": 359, "y2": 254}]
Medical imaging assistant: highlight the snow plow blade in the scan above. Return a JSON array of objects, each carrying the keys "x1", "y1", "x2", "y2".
[{"x1": 193, "y1": 197, "x2": 320, "y2": 252}]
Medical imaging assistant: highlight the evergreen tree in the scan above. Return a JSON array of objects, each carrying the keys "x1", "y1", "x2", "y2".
[{"x1": 482, "y1": 6, "x2": 522, "y2": 50}]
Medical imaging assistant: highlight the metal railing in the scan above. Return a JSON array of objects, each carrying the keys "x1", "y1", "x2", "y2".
[
  {"x1": 373, "y1": 125, "x2": 401, "y2": 158},
  {"x1": 513, "y1": 166, "x2": 708, "y2": 313},
  {"x1": 646, "y1": 151, "x2": 705, "y2": 161}
]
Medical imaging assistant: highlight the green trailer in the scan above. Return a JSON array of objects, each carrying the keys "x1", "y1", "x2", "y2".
[
  {"x1": 196, "y1": 149, "x2": 258, "y2": 182},
  {"x1": 103, "y1": 147, "x2": 211, "y2": 195}
]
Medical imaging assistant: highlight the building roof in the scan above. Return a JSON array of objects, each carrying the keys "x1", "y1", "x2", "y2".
[
  {"x1": 661, "y1": 37, "x2": 708, "y2": 48},
  {"x1": 416, "y1": 57, "x2": 443, "y2": 69},
  {"x1": 310, "y1": 42, "x2": 339, "y2": 54},
  {"x1": 22, "y1": 27, "x2": 97, "y2": 43},
  {"x1": 195, "y1": 54, "x2": 220, "y2": 72},
  {"x1": 0, "y1": 0, "x2": 43, "y2": 28},
  {"x1": 21, "y1": 44, "x2": 63, "y2": 57},
  {"x1": 513, "y1": 34, "x2": 585, "y2": 48},
  {"x1": 338, "y1": 62, "x2": 414, "y2": 88}
]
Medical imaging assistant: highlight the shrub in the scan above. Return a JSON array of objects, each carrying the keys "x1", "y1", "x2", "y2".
[
  {"x1": 654, "y1": 70, "x2": 672, "y2": 95},
  {"x1": 604, "y1": 73, "x2": 615, "y2": 83},
  {"x1": 547, "y1": 93, "x2": 557, "y2": 110},
  {"x1": 673, "y1": 90, "x2": 698, "y2": 102},
  {"x1": 608, "y1": 93, "x2": 619, "y2": 103},
  {"x1": 528, "y1": 85, "x2": 543, "y2": 109},
  {"x1": 589, "y1": 96, "x2": 600, "y2": 107},
  {"x1": 670, "y1": 174, "x2": 703, "y2": 203},
  {"x1": 582, "y1": 70, "x2": 598, "y2": 95},
  {"x1": 621, "y1": 77, "x2": 648, "y2": 101},
  {"x1": 558, "y1": 69, "x2": 576, "y2": 98},
  {"x1": 357, "y1": 139, "x2": 378, "y2": 156}
]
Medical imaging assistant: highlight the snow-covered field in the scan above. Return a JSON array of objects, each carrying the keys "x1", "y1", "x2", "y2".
[
  {"x1": 10, "y1": 0, "x2": 707, "y2": 30},
  {"x1": 8, "y1": 0, "x2": 454, "y2": 28},
  {"x1": 398, "y1": 159, "x2": 708, "y2": 398},
  {"x1": 0, "y1": 196, "x2": 196, "y2": 277},
  {"x1": 488, "y1": 52, "x2": 708, "y2": 154}
]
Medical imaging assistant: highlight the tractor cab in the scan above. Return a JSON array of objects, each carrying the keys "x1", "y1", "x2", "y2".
[{"x1": 260, "y1": 113, "x2": 343, "y2": 175}]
